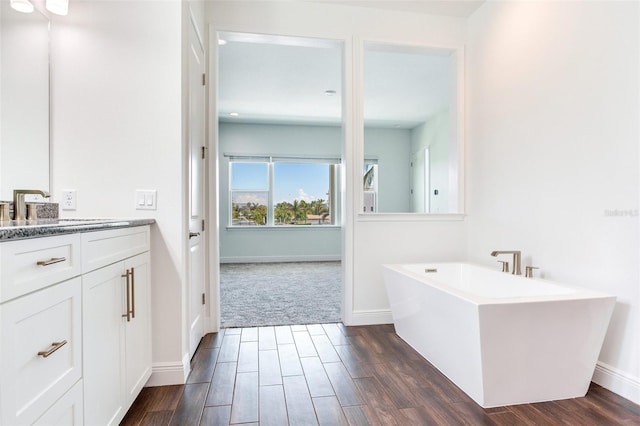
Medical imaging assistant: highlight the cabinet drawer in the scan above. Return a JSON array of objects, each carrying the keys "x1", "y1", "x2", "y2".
[
  {"x1": 0, "y1": 234, "x2": 81, "y2": 303},
  {"x1": 0, "y1": 277, "x2": 82, "y2": 426},
  {"x1": 82, "y1": 226, "x2": 150, "y2": 273}
]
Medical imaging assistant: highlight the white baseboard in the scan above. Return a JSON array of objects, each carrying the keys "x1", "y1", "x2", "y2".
[
  {"x1": 221, "y1": 255, "x2": 341, "y2": 263},
  {"x1": 146, "y1": 354, "x2": 191, "y2": 387},
  {"x1": 346, "y1": 309, "x2": 393, "y2": 326},
  {"x1": 592, "y1": 361, "x2": 640, "y2": 405}
]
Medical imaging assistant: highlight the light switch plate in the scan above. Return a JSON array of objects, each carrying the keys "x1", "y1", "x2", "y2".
[{"x1": 135, "y1": 190, "x2": 157, "y2": 210}]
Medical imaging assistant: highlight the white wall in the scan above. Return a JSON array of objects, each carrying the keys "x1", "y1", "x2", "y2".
[
  {"x1": 467, "y1": 0, "x2": 640, "y2": 403},
  {"x1": 50, "y1": 1, "x2": 188, "y2": 385},
  {"x1": 219, "y1": 122, "x2": 342, "y2": 262},
  {"x1": 207, "y1": 0, "x2": 468, "y2": 327}
]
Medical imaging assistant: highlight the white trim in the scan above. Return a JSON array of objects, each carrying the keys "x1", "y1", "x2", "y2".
[
  {"x1": 592, "y1": 361, "x2": 640, "y2": 405},
  {"x1": 146, "y1": 355, "x2": 191, "y2": 387},
  {"x1": 207, "y1": 26, "x2": 222, "y2": 335},
  {"x1": 348, "y1": 308, "x2": 394, "y2": 326},
  {"x1": 210, "y1": 25, "x2": 351, "y2": 335},
  {"x1": 226, "y1": 225, "x2": 341, "y2": 231},
  {"x1": 341, "y1": 35, "x2": 357, "y2": 327},
  {"x1": 225, "y1": 153, "x2": 342, "y2": 163},
  {"x1": 354, "y1": 38, "x2": 466, "y2": 216},
  {"x1": 221, "y1": 254, "x2": 341, "y2": 264},
  {"x1": 357, "y1": 212, "x2": 465, "y2": 222}
]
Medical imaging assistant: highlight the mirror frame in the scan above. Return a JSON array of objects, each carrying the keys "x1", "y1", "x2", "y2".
[{"x1": 355, "y1": 39, "x2": 465, "y2": 220}]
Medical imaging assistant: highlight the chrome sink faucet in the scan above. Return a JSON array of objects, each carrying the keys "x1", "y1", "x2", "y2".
[
  {"x1": 491, "y1": 250, "x2": 522, "y2": 275},
  {"x1": 13, "y1": 189, "x2": 50, "y2": 220}
]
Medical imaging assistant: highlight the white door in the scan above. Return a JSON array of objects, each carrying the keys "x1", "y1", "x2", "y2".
[{"x1": 188, "y1": 19, "x2": 206, "y2": 359}]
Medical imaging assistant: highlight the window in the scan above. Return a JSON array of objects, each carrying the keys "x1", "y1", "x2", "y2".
[
  {"x1": 230, "y1": 162, "x2": 268, "y2": 226},
  {"x1": 230, "y1": 156, "x2": 340, "y2": 227}
]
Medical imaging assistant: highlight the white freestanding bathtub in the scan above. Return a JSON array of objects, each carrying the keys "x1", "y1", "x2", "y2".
[{"x1": 383, "y1": 262, "x2": 616, "y2": 408}]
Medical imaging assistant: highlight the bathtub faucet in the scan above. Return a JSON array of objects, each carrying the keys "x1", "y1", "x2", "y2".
[{"x1": 491, "y1": 250, "x2": 522, "y2": 275}]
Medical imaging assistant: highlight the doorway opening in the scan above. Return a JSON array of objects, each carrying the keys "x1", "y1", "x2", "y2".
[{"x1": 215, "y1": 32, "x2": 344, "y2": 328}]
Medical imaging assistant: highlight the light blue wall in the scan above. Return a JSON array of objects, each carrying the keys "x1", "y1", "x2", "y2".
[
  {"x1": 219, "y1": 122, "x2": 342, "y2": 262},
  {"x1": 219, "y1": 122, "x2": 411, "y2": 261},
  {"x1": 411, "y1": 109, "x2": 450, "y2": 213},
  {"x1": 364, "y1": 128, "x2": 412, "y2": 212}
]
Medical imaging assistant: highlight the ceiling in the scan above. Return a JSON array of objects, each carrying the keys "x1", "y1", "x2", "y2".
[
  {"x1": 218, "y1": 33, "x2": 343, "y2": 127},
  {"x1": 218, "y1": 1, "x2": 477, "y2": 129},
  {"x1": 218, "y1": 34, "x2": 453, "y2": 129}
]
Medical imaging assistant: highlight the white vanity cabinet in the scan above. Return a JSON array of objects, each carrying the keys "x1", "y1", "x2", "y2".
[
  {"x1": 0, "y1": 235, "x2": 83, "y2": 425},
  {"x1": 82, "y1": 227, "x2": 152, "y2": 426},
  {"x1": 0, "y1": 223, "x2": 152, "y2": 425}
]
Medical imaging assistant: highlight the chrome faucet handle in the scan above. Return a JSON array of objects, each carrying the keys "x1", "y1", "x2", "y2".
[
  {"x1": 0, "y1": 203, "x2": 10, "y2": 221},
  {"x1": 525, "y1": 266, "x2": 539, "y2": 278},
  {"x1": 27, "y1": 203, "x2": 40, "y2": 221},
  {"x1": 498, "y1": 260, "x2": 509, "y2": 273}
]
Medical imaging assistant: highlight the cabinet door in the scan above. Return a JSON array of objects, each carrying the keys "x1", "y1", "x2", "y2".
[
  {"x1": 82, "y1": 262, "x2": 125, "y2": 426},
  {"x1": 123, "y1": 252, "x2": 152, "y2": 407},
  {"x1": 0, "y1": 277, "x2": 82, "y2": 425},
  {"x1": 33, "y1": 379, "x2": 83, "y2": 426}
]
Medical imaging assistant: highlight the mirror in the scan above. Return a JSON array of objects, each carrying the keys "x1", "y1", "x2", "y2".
[
  {"x1": 0, "y1": 2, "x2": 50, "y2": 200},
  {"x1": 362, "y1": 42, "x2": 462, "y2": 214}
]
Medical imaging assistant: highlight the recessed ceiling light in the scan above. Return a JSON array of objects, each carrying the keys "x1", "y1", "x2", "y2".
[
  {"x1": 218, "y1": 39, "x2": 227, "y2": 46},
  {"x1": 229, "y1": 112, "x2": 239, "y2": 117},
  {"x1": 324, "y1": 90, "x2": 336, "y2": 97}
]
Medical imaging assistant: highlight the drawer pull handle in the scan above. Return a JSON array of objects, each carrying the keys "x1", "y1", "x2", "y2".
[
  {"x1": 122, "y1": 270, "x2": 132, "y2": 322},
  {"x1": 36, "y1": 257, "x2": 66, "y2": 266},
  {"x1": 37, "y1": 340, "x2": 67, "y2": 358},
  {"x1": 130, "y1": 267, "x2": 136, "y2": 319}
]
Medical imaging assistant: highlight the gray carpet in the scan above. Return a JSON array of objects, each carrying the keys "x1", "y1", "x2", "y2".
[{"x1": 220, "y1": 262, "x2": 341, "y2": 328}]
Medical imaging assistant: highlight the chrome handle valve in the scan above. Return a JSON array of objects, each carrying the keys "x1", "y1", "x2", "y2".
[
  {"x1": 498, "y1": 260, "x2": 509, "y2": 273},
  {"x1": 525, "y1": 266, "x2": 539, "y2": 278}
]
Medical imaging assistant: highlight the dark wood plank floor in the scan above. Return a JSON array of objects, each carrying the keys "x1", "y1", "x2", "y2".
[{"x1": 121, "y1": 324, "x2": 640, "y2": 425}]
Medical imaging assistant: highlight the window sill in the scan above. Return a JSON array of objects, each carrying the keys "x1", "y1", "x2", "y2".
[
  {"x1": 357, "y1": 213, "x2": 466, "y2": 222},
  {"x1": 226, "y1": 225, "x2": 342, "y2": 231}
]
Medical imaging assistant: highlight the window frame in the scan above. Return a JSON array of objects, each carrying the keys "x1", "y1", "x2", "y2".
[{"x1": 227, "y1": 154, "x2": 341, "y2": 228}]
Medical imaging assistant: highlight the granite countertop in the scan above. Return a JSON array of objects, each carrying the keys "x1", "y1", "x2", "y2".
[{"x1": 0, "y1": 218, "x2": 156, "y2": 241}]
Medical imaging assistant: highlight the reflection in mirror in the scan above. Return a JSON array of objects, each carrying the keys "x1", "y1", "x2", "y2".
[
  {"x1": 0, "y1": 2, "x2": 50, "y2": 200},
  {"x1": 362, "y1": 42, "x2": 461, "y2": 214}
]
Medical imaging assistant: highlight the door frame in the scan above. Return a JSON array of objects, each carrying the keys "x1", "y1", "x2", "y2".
[{"x1": 206, "y1": 27, "x2": 352, "y2": 330}]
